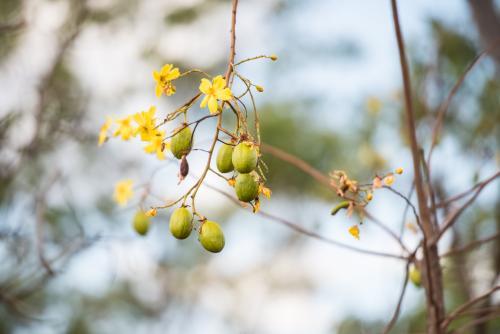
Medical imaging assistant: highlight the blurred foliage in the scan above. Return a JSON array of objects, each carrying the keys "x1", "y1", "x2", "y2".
[
  {"x1": 259, "y1": 103, "x2": 344, "y2": 198},
  {"x1": 0, "y1": 0, "x2": 23, "y2": 62},
  {"x1": 165, "y1": 6, "x2": 201, "y2": 26}
]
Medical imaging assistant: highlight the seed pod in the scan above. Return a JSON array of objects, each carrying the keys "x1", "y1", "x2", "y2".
[
  {"x1": 179, "y1": 155, "x2": 189, "y2": 179},
  {"x1": 409, "y1": 265, "x2": 422, "y2": 288},
  {"x1": 216, "y1": 144, "x2": 234, "y2": 173},
  {"x1": 232, "y1": 141, "x2": 258, "y2": 173},
  {"x1": 199, "y1": 220, "x2": 225, "y2": 253},
  {"x1": 331, "y1": 201, "x2": 350, "y2": 215},
  {"x1": 169, "y1": 207, "x2": 193, "y2": 239},
  {"x1": 235, "y1": 173, "x2": 259, "y2": 202},
  {"x1": 133, "y1": 210, "x2": 150, "y2": 236},
  {"x1": 171, "y1": 126, "x2": 192, "y2": 159}
]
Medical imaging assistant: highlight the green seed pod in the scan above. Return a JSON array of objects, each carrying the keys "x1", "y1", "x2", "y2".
[
  {"x1": 133, "y1": 211, "x2": 150, "y2": 236},
  {"x1": 169, "y1": 207, "x2": 193, "y2": 239},
  {"x1": 235, "y1": 173, "x2": 259, "y2": 202},
  {"x1": 232, "y1": 141, "x2": 258, "y2": 173},
  {"x1": 216, "y1": 144, "x2": 234, "y2": 173},
  {"x1": 171, "y1": 126, "x2": 192, "y2": 159},
  {"x1": 409, "y1": 265, "x2": 422, "y2": 288},
  {"x1": 331, "y1": 201, "x2": 350, "y2": 215},
  {"x1": 199, "y1": 220, "x2": 225, "y2": 253}
]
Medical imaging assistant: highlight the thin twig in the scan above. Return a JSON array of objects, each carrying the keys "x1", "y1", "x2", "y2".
[
  {"x1": 190, "y1": 0, "x2": 238, "y2": 217},
  {"x1": 441, "y1": 232, "x2": 500, "y2": 258},
  {"x1": 203, "y1": 182, "x2": 407, "y2": 260},
  {"x1": 383, "y1": 186, "x2": 422, "y2": 230},
  {"x1": 434, "y1": 174, "x2": 498, "y2": 244},
  {"x1": 440, "y1": 285, "x2": 500, "y2": 330},
  {"x1": 452, "y1": 310, "x2": 500, "y2": 334},
  {"x1": 398, "y1": 183, "x2": 415, "y2": 239},
  {"x1": 383, "y1": 260, "x2": 411, "y2": 333},
  {"x1": 435, "y1": 171, "x2": 500, "y2": 209},
  {"x1": 428, "y1": 39, "x2": 500, "y2": 164}
]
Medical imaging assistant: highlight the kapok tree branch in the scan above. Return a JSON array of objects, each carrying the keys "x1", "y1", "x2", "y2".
[
  {"x1": 202, "y1": 181, "x2": 407, "y2": 261},
  {"x1": 383, "y1": 260, "x2": 411, "y2": 334},
  {"x1": 390, "y1": 0, "x2": 445, "y2": 332},
  {"x1": 441, "y1": 232, "x2": 500, "y2": 258},
  {"x1": 434, "y1": 173, "x2": 498, "y2": 244},
  {"x1": 436, "y1": 171, "x2": 500, "y2": 209},
  {"x1": 440, "y1": 285, "x2": 500, "y2": 330}
]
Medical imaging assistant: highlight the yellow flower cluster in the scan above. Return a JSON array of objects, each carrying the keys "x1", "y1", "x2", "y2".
[
  {"x1": 330, "y1": 167, "x2": 404, "y2": 240},
  {"x1": 98, "y1": 53, "x2": 276, "y2": 253},
  {"x1": 100, "y1": 63, "x2": 239, "y2": 209},
  {"x1": 98, "y1": 106, "x2": 167, "y2": 160},
  {"x1": 152, "y1": 64, "x2": 233, "y2": 114},
  {"x1": 99, "y1": 64, "x2": 233, "y2": 163}
]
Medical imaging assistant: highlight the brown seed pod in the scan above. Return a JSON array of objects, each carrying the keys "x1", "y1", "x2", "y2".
[{"x1": 179, "y1": 155, "x2": 189, "y2": 179}]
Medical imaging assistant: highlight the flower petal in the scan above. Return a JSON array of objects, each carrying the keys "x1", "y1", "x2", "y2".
[
  {"x1": 208, "y1": 96, "x2": 218, "y2": 114},
  {"x1": 155, "y1": 84, "x2": 163, "y2": 97},
  {"x1": 200, "y1": 95, "x2": 209, "y2": 108},
  {"x1": 216, "y1": 87, "x2": 232, "y2": 101},
  {"x1": 212, "y1": 75, "x2": 226, "y2": 90},
  {"x1": 199, "y1": 78, "x2": 212, "y2": 94},
  {"x1": 166, "y1": 68, "x2": 180, "y2": 81},
  {"x1": 160, "y1": 64, "x2": 173, "y2": 74}
]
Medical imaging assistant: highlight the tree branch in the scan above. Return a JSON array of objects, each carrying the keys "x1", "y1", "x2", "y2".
[
  {"x1": 436, "y1": 171, "x2": 500, "y2": 209},
  {"x1": 434, "y1": 173, "x2": 499, "y2": 244},
  {"x1": 390, "y1": 1, "x2": 444, "y2": 331},
  {"x1": 203, "y1": 182, "x2": 407, "y2": 260},
  {"x1": 428, "y1": 40, "x2": 500, "y2": 163},
  {"x1": 441, "y1": 232, "x2": 500, "y2": 258},
  {"x1": 383, "y1": 260, "x2": 411, "y2": 333},
  {"x1": 441, "y1": 285, "x2": 500, "y2": 330}
]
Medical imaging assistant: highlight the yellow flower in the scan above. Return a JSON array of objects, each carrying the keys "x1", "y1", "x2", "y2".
[
  {"x1": 153, "y1": 64, "x2": 180, "y2": 97},
  {"x1": 199, "y1": 75, "x2": 232, "y2": 114},
  {"x1": 384, "y1": 174, "x2": 395, "y2": 186},
  {"x1": 395, "y1": 167, "x2": 404, "y2": 175},
  {"x1": 146, "y1": 208, "x2": 157, "y2": 217},
  {"x1": 113, "y1": 115, "x2": 136, "y2": 141},
  {"x1": 259, "y1": 185, "x2": 272, "y2": 199},
  {"x1": 98, "y1": 116, "x2": 113, "y2": 146},
  {"x1": 113, "y1": 179, "x2": 134, "y2": 206},
  {"x1": 348, "y1": 225, "x2": 360, "y2": 240},
  {"x1": 134, "y1": 106, "x2": 158, "y2": 141},
  {"x1": 144, "y1": 131, "x2": 167, "y2": 160},
  {"x1": 227, "y1": 178, "x2": 236, "y2": 187}
]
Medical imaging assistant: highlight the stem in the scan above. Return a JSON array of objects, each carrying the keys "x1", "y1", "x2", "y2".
[
  {"x1": 390, "y1": 1, "x2": 445, "y2": 332},
  {"x1": 190, "y1": 0, "x2": 239, "y2": 216}
]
